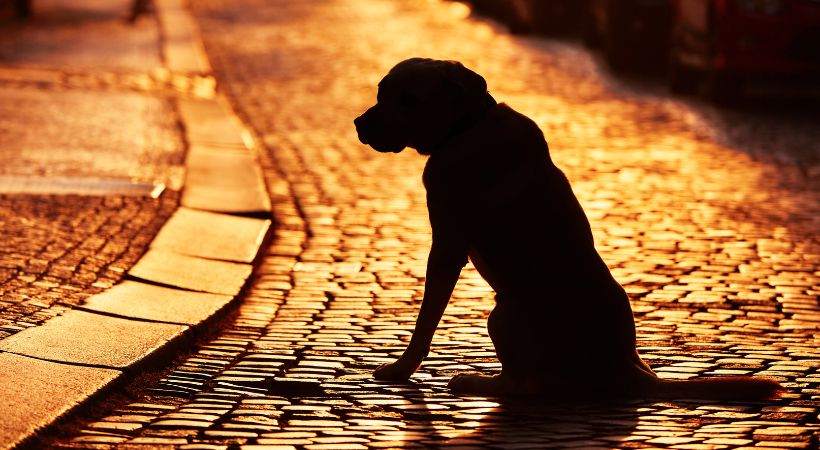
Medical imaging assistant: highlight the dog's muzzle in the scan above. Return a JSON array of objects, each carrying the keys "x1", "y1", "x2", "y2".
[
  {"x1": 353, "y1": 108, "x2": 405, "y2": 153},
  {"x1": 353, "y1": 115, "x2": 369, "y2": 145}
]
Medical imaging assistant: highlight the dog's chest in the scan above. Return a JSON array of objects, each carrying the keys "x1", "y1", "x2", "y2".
[{"x1": 424, "y1": 148, "x2": 530, "y2": 212}]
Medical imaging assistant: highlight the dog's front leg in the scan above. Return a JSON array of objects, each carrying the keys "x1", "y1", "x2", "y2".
[{"x1": 373, "y1": 243, "x2": 465, "y2": 381}]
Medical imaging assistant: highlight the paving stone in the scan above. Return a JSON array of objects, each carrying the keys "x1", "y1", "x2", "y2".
[
  {"x1": 181, "y1": 445, "x2": 229, "y2": 450},
  {"x1": 241, "y1": 445, "x2": 298, "y2": 450},
  {"x1": 71, "y1": 434, "x2": 130, "y2": 444},
  {"x1": 129, "y1": 436, "x2": 191, "y2": 444},
  {"x1": 178, "y1": 98, "x2": 246, "y2": 148},
  {"x1": 0, "y1": 309, "x2": 187, "y2": 368},
  {"x1": 129, "y1": 249, "x2": 252, "y2": 296},
  {"x1": 81, "y1": 280, "x2": 233, "y2": 325},
  {"x1": 151, "y1": 207, "x2": 271, "y2": 263},
  {"x1": 0, "y1": 352, "x2": 121, "y2": 449},
  {"x1": 151, "y1": 420, "x2": 214, "y2": 429},
  {"x1": 88, "y1": 421, "x2": 145, "y2": 432},
  {"x1": 156, "y1": 0, "x2": 211, "y2": 73},
  {"x1": 183, "y1": 145, "x2": 272, "y2": 214}
]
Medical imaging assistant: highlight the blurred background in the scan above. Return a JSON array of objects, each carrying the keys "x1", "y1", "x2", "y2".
[{"x1": 461, "y1": 0, "x2": 820, "y2": 102}]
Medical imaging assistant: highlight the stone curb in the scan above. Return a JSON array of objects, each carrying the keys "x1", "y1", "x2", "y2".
[{"x1": 0, "y1": 1, "x2": 272, "y2": 448}]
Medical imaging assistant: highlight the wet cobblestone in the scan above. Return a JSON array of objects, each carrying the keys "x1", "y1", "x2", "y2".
[{"x1": 59, "y1": 0, "x2": 818, "y2": 448}]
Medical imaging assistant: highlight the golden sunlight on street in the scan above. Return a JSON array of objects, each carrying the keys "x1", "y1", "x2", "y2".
[
  {"x1": 63, "y1": 0, "x2": 819, "y2": 446},
  {"x1": 1, "y1": 0, "x2": 816, "y2": 448}
]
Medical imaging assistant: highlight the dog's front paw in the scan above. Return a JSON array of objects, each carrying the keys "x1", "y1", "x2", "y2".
[{"x1": 373, "y1": 358, "x2": 420, "y2": 381}]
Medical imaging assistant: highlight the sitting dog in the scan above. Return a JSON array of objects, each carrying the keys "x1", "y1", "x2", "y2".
[{"x1": 354, "y1": 57, "x2": 781, "y2": 399}]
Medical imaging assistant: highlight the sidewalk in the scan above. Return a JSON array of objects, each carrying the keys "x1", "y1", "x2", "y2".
[
  {"x1": 0, "y1": 0, "x2": 272, "y2": 448},
  {"x1": 0, "y1": 0, "x2": 182, "y2": 340}
]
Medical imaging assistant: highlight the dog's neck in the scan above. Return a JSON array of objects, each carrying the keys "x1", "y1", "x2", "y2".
[
  {"x1": 452, "y1": 92, "x2": 497, "y2": 140},
  {"x1": 426, "y1": 92, "x2": 497, "y2": 155}
]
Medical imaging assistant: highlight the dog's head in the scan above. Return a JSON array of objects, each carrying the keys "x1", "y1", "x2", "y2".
[{"x1": 354, "y1": 58, "x2": 494, "y2": 155}]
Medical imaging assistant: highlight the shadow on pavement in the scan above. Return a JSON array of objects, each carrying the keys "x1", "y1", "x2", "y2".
[{"x1": 386, "y1": 379, "x2": 642, "y2": 448}]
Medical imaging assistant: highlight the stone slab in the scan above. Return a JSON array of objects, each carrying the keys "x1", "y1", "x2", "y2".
[
  {"x1": 151, "y1": 207, "x2": 270, "y2": 263},
  {"x1": 156, "y1": 0, "x2": 211, "y2": 74},
  {"x1": 0, "y1": 310, "x2": 187, "y2": 369},
  {"x1": 81, "y1": 280, "x2": 234, "y2": 326},
  {"x1": 0, "y1": 353, "x2": 121, "y2": 450},
  {"x1": 0, "y1": 87, "x2": 185, "y2": 189},
  {"x1": 128, "y1": 249, "x2": 252, "y2": 296},
  {"x1": 182, "y1": 145, "x2": 272, "y2": 214},
  {"x1": 178, "y1": 98, "x2": 246, "y2": 148},
  {"x1": 0, "y1": 175, "x2": 164, "y2": 197}
]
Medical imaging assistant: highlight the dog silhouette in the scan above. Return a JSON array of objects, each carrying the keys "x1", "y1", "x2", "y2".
[{"x1": 355, "y1": 57, "x2": 780, "y2": 400}]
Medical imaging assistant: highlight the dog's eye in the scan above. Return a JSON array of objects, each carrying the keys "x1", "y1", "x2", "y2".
[{"x1": 398, "y1": 93, "x2": 418, "y2": 109}]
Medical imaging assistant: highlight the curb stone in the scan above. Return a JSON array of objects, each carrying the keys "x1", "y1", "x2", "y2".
[
  {"x1": 0, "y1": 354, "x2": 122, "y2": 450},
  {"x1": 128, "y1": 249, "x2": 254, "y2": 297},
  {"x1": 0, "y1": 0, "x2": 272, "y2": 447}
]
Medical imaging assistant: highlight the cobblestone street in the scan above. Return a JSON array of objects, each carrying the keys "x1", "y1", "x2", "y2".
[{"x1": 56, "y1": 0, "x2": 818, "y2": 448}]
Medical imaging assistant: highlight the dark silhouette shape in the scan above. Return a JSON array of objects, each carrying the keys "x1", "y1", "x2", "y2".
[
  {"x1": 128, "y1": 0, "x2": 152, "y2": 23},
  {"x1": 354, "y1": 57, "x2": 781, "y2": 400}
]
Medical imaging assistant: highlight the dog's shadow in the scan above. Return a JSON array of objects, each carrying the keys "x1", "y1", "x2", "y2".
[{"x1": 381, "y1": 379, "x2": 646, "y2": 448}]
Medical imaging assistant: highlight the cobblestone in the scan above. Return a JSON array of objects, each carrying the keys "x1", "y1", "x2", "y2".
[
  {"x1": 0, "y1": 193, "x2": 178, "y2": 339},
  {"x1": 57, "y1": 0, "x2": 818, "y2": 448}
]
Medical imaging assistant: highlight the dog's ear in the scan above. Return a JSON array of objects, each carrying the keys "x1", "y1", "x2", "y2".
[{"x1": 439, "y1": 60, "x2": 488, "y2": 106}]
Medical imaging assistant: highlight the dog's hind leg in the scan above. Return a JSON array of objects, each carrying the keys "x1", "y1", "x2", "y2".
[
  {"x1": 448, "y1": 372, "x2": 542, "y2": 396},
  {"x1": 486, "y1": 299, "x2": 532, "y2": 377},
  {"x1": 447, "y1": 299, "x2": 545, "y2": 396}
]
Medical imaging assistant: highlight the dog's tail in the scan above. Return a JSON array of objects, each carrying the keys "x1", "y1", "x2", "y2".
[{"x1": 650, "y1": 376, "x2": 782, "y2": 401}]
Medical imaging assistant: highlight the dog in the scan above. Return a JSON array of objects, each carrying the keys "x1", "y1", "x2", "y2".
[{"x1": 354, "y1": 57, "x2": 781, "y2": 400}]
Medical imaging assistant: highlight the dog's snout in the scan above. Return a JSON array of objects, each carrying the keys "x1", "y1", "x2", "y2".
[
  {"x1": 353, "y1": 104, "x2": 405, "y2": 153},
  {"x1": 354, "y1": 109, "x2": 375, "y2": 145},
  {"x1": 355, "y1": 107, "x2": 375, "y2": 130},
  {"x1": 354, "y1": 115, "x2": 367, "y2": 144}
]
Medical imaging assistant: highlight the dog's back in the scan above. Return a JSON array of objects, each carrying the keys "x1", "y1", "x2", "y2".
[
  {"x1": 423, "y1": 103, "x2": 640, "y2": 369},
  {"x1": 424, "y1": 103, "x2": 619, "y2": 298}
]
